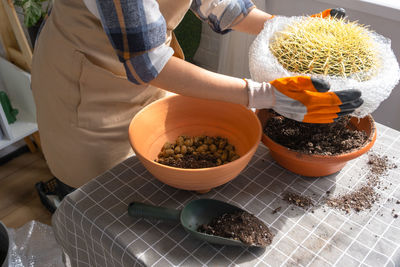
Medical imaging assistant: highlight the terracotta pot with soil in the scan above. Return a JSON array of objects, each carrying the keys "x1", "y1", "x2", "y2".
[
  {"x1": 129, "y1": 95, "x2": 261, "y2": 193},
  {"x1": 256, "y1": 109, "x2": 377, "y2": 177}
]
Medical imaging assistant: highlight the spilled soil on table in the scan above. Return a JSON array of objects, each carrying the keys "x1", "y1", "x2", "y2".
[
  {"x1": 284, "y1": 192, "x2": 314, "y2": 209},
  {"x1": 282, "y1": 152, "x2": 398, "y2": 214},
  {"x1": 326, "y1": 152, "x2": 397, "y2": 213}
]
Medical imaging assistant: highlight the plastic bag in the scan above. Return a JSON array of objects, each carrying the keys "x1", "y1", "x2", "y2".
[
  {"x1": 1, "y1": 221, "x2": 64, "y2": 267},
  {"x1": 249, "y1": 16, "x2": 400, "y2": 118}
]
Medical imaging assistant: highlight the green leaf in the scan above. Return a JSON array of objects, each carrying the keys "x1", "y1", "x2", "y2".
[
  {"x1": 174, "y1": 10, "x2": 202, "y2": 63},
  {"x1": 23, "y1": 0, "x2": 43, "y2": 27},
  {"x1": 13, "y1": 0, "x2": 26, "y2": 8}
]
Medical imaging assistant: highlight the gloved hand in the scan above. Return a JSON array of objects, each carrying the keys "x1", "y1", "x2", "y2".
[
  {"x1": 269, "y1": 8, "x2": 346, "y2": 20},
  {"x1": 246, "y1": 76, "x2": 363, "y2": 124},
  {"x1": 310, "y1": 8, "x2": 346, "y2": 19}
]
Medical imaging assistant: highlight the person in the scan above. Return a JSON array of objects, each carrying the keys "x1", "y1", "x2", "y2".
[{"x1": 31, "y1": 0, "x2": 362, "y2": 195}]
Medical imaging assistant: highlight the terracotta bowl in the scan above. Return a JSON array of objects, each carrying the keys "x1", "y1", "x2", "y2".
[
  {"x1": 129, "y1": 95, "x2": 262, "y2": 193},
  {"x1": 256, "y1": 109, "x2": 377, "y2": 177}
]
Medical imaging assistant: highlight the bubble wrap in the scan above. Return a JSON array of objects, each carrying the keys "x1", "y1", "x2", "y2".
[
  {"x1": 0, "y1": 221, "x2": 65, "y2": 267},
  {"x1": 249, "y1": 16, "x2": 400, "y2": 118}
]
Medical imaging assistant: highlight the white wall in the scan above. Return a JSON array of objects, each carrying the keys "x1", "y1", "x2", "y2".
[{"x1": 195, "y1": 0, "x2": 400, "y2": 130}]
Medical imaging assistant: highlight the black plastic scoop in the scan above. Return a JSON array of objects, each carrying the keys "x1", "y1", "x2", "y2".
[{"x1": 128, "y1": 198, "x2": 265, "y2": 247}]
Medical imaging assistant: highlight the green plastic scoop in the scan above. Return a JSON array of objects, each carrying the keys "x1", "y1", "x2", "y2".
[{"x1": 128, "y1": 198, "x2": 263, "y2": 247}]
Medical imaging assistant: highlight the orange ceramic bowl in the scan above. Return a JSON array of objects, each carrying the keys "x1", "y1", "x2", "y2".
[
  {"x1": 257, "y1": 109, "x2": 377, "y2": 177},
  {"x1": 129, "y1": 95, "x2": 262, "y2": 193}
]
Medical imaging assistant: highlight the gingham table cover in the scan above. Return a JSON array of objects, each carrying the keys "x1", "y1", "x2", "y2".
[{"x1": 52, "y1": 122, "x2": 400, "y2": 267}]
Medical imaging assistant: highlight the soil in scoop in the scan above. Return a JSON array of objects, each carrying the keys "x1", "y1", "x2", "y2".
[
  {"x1": 197, "y1": 211, "x2": 274, "y2": 247},
  {"x1": 264, "y1": 113, "x2": 368, "y2": 155}
]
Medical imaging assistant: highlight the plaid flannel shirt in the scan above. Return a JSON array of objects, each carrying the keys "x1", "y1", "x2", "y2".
[{"x1": 91, "y1": 0, "x2": 254, "y2": 85}]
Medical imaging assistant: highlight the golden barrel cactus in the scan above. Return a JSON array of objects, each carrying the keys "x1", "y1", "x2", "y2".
[{"x1": 269, "y1": 17, "x2": 379, "y2": 81}]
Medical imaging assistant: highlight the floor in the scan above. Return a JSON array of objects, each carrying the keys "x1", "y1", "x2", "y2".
[{"x1": 0, "y1": 149, "x2": 53, "y2": 229}]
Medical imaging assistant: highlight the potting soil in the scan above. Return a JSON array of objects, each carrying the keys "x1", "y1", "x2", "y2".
[
  {"x1": 158, "y1": 153, "x2": 220, "y2": 169},
  {"x1": 264, "y1": 114, "x2": 368, "y2": 155},
  {"x1": 326, "y1": 152, "x2": 397, "y2": 213},
  {"x1": 326, "y1": 185, "x2": 378, "y2": 213},
  {"x1": 155, "y1": 135, "x2": 240, "y2": 168},
  {"x1": 281, "y1": 152, "x2": 398, "y2": 214},
  {"x1": 197, "y1": 211, "x2": 274, "y2": 247},
  {"x1": 284, "y1": 192, "x2": 314, "y2": 209}
]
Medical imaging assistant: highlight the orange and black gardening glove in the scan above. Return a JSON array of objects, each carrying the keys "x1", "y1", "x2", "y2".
[
  {"x1": 310, "y1": 8, "x2": 346, "y2": 19},
  {"x1": 246, "y1": 76, "x2": 363, "y2": 124},
  {"x1": 268, "y1": 8, "x2": 346, "y2": 21}
]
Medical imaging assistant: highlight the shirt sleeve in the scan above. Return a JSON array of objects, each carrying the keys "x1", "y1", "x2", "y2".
[
  {"x1": 89, "y1": 0, "x2": 174, "y2": 85},
  {"x1": 190, "y1": 0, "x2": 255, "y2": 34}
]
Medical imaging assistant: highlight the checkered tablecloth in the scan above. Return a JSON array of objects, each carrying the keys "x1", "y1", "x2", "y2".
[{"x1": 52, "y1": 122, "x2": 400, "y2": 267}]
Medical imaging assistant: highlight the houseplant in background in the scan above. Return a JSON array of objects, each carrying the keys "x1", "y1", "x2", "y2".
[
  {"x1": 13, "y1": 0, "x2": 50, "y2": 47},
  {"x1": 174, "y1": 10, "x2": 202, "y2": 63}
]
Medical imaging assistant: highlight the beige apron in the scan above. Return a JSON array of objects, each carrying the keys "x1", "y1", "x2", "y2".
[{"x1": 31, "y1": 0, "x2": 191, "y2": 187}]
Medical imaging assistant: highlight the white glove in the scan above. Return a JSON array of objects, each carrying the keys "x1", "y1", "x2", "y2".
[{"x1": 245, "y1": 76, "x2": 363, "y2": 124}]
